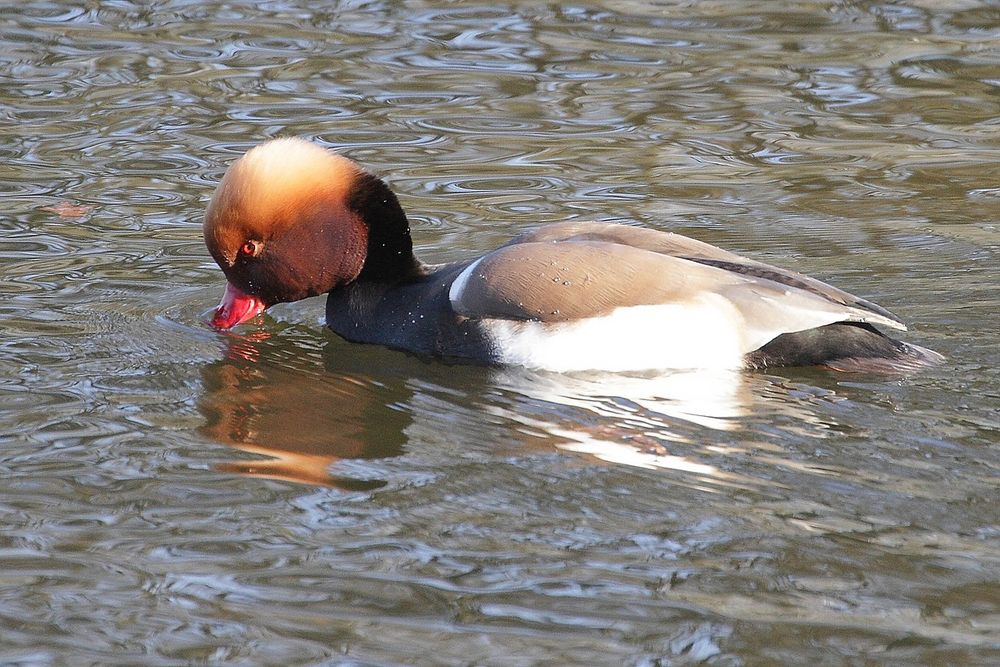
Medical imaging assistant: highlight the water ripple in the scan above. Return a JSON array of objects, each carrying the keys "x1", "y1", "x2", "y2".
[{"x1": 0, "y1": 1, "x2": 998, "y2": 664}]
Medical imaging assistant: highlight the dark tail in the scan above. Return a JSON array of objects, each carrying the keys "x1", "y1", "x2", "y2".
[{"x1": 746, "y1": 322, "x2": 945, "y2": 374}]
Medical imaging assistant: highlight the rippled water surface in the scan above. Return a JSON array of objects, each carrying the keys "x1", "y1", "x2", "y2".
[{"x1": 3, "y1": 1, "x2": 999, "y2": 664}]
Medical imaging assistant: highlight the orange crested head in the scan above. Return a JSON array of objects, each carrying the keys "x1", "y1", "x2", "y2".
[{"x1": 203, "y1": 138, "x2": 375, "y2": 328}]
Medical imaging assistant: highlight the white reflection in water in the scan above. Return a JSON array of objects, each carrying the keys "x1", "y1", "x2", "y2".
[
  {"x1": 487, "y1": 368, "x2": 755, "y2": 482},
  {"x1": 499, "y1": 367, "x2": 751, "y2": 430}
]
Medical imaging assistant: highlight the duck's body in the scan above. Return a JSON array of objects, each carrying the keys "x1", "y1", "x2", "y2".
[{"x1": 204, "y1": 138, "x2": 942, "y2": 373}]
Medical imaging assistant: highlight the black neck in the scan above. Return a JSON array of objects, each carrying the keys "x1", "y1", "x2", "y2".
[{"x1": 348, "y1": 172, "x2": 422, "y2": 282}]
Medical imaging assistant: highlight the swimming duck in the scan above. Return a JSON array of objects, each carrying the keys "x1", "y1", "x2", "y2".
[{"x1": 204, "y1": 137, "x2": 942, "y2": 373}]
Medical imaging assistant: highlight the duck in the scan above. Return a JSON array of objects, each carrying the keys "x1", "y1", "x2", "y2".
[{"x1": 203, "y1": 137, "x2": 943, "y2": 373}]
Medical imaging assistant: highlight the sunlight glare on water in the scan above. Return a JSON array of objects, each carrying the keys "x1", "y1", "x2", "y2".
[{"x1": 1, "y1": 1, "x2": 999, "y2": 664}]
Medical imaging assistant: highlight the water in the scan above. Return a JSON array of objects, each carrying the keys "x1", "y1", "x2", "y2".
[{"x1": 2, "y1": 1, "x2": 999, "y2": 664}]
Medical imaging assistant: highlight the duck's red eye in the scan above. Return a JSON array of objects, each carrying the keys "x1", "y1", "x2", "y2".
[{"x1": 240, "y1": 240, "x2": 261, "y2": 257}]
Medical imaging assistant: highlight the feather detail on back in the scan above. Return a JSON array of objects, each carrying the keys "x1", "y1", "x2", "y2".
[{"x1": 449, "y1": 222, "x2": 907, "y2": 362}]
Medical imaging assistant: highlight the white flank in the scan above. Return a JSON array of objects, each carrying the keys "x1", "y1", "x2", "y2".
[{"x1": 483, "y1": 295, "x2": 747, "y2": 372}]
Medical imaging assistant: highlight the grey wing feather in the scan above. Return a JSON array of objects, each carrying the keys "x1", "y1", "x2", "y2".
[{"x1": 507, "y1": 221, "x2": 906, "y2": 330}]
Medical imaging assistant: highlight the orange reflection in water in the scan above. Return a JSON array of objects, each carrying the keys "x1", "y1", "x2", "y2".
[{"x1": 199, "y1": 338, "x2": 409, "y2": 489}]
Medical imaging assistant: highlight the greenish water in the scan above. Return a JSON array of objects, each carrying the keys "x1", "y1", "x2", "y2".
[{"x1": 2, "y1": 1, "x2": 999, "y2": 664}]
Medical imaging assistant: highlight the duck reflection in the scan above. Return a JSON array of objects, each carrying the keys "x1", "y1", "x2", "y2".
[
  {"x1": 199, "y1": 334, "x2": 411, "y2": 489},
  {"x1": 487, "y1": 367, "x2": 760, "y2": 483},
  {"x1": 199, "y1": 327, "x2": 839, "y2": 492},
  {"x1": 486, "y1": 367, "x2": 849, "y2": 494}
]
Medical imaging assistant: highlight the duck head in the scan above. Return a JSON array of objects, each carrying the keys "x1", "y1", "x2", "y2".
[{"x1": 203, "y1": 137, "x2": 414, "y2": 328}]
